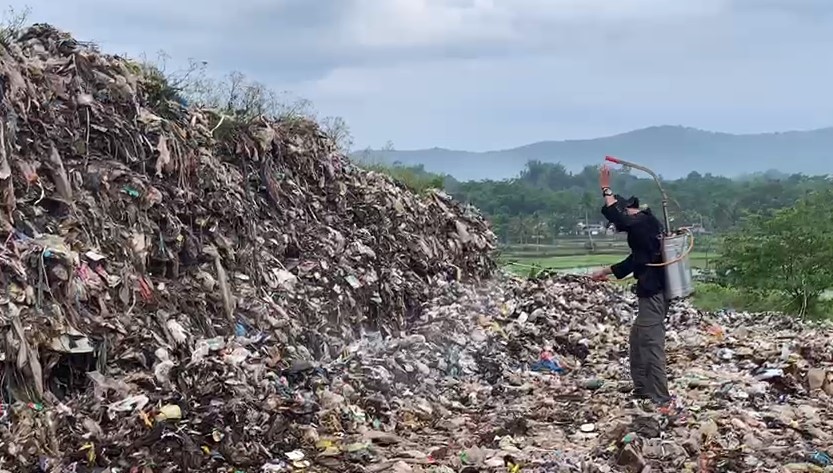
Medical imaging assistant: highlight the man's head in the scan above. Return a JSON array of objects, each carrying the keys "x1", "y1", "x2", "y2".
[
  {"x1": 608, "y1": 195, "x2": 641, "y2": 231},
  {"x1": 618, "y1": 195, "x2": 640, "y2": 215}
]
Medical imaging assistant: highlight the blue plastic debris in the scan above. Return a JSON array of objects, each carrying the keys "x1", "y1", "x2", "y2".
[
  {"x1": 531, "y1": 359, "x2": 563, "y2": 374},
  {"x1": 235, "y1": 322, "x2": 247, "y2": 337},
  {"x1": 809, "y1": 451, "x2": 832, "y2": 466}
]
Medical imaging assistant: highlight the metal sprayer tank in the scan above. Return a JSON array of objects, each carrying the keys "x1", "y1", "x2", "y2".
[{"x1": 604, "y1": 155, "x2": 695, "y2": 300}]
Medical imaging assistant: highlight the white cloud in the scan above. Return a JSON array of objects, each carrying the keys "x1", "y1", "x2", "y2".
[
  {"x1": 336, "y1": 0, "x2": 730, "y2": 54},
  {"x1": 344, "y1": 0, "x2": 515, "y2": 48},
  {"x1": 4, "y1": 0, "x2": 833, "y2": 150}
]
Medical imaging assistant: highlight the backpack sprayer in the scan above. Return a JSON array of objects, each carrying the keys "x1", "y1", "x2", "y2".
[{"x1": 604, "y1": 155, "x2": 695, "y2": 299}]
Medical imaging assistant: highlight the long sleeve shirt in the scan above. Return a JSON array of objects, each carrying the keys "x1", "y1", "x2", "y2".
[{"x1": 601, "y1": 203, "x2": 666, "y2": 298}]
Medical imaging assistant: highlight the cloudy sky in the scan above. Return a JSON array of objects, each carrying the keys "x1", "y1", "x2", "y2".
[{"x1": 6, "y1": 0, "x2": 833, "y2": 150}]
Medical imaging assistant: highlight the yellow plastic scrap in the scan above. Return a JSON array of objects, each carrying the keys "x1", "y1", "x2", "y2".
[
  {"x1": 488, "y1": 322, "x2": 508, "y2": 339},
  {"x1": 156, "y1": 404, "x2": 182, "y2": 421},
  {"x1": 782, "y1": 463, "x2": 825, "y2": 472},
  {"x1": 316, "y1": 439, "x2": 342, "y2": 457},
  {"x1": 80, "y1": 443, "x2": 95, "y2": 464},
  {"x1": 315, "y1": 439, "x2": 333, "y2": 449}
]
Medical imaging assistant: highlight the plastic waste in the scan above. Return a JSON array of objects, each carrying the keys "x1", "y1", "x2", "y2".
[{"x1": 155, "y1": 404, "x2": 182, "y2": 421}]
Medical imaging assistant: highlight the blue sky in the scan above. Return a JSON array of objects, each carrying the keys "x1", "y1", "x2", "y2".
[{"x1": 6, "y1": 0, "x2": 833, "y2": 151}]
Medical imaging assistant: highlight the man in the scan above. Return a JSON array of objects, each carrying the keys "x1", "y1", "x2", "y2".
[{"x1": 590, "y1": 165, "x2": 672, "y2": 409}]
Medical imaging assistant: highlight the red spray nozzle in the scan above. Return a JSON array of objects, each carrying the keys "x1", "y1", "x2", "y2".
[{"x1": 604, "y1": 155, "x2": 621, "y2": 164}]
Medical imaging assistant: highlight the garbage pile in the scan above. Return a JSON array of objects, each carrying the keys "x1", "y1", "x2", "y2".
[
  {"x1": 0, "y1": 25, "x2": 495, "y2": 470},
  {"x1": 298, "y1": 275, "x2": 833, "y2": 473}
]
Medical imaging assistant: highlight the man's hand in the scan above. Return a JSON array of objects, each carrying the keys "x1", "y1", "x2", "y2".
[
  {"x1": 599, "y1": 165, "x2": 611, "y2": 189},
  {"x1": 590, "y1": 268, "x2": 610, "y2": 281}
]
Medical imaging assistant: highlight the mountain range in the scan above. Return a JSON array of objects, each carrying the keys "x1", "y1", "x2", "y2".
[{"x1": 352, "y1": 126, "x2": 833, "y2": 181}]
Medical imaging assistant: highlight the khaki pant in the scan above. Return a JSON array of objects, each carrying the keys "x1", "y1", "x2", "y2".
[{"x1": 629, "y1": 291, "x2": 671, "y2": 405}]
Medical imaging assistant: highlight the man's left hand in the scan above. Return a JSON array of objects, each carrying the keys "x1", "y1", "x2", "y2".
[
  {"x1": 590, "y1": 270, "x2": 609, "y2": 281},
  {"x1": 599, "y1": 165, "x2": 611, "y2": 189}
]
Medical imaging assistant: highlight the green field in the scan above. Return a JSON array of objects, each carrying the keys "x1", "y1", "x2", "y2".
[
  {"x1": 501, "y1": 251, "x2": 714, "y2": 274},
  {"x1": 499, "y1": 236, "x2": 718, "y2": 275},
  {"x1": 499, "y1": 239, "x2": 832, "y2": 318}
]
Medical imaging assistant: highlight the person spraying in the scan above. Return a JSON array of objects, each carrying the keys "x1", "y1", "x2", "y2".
[{"x1": 590, "y1": 165, "x2": 672, "y2": 409}]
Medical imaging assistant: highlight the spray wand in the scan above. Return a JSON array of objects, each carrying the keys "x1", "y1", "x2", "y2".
[
  {"x1": 603, "y1": 155, "x2": 694, "y2": 268},
  {"x1": 604, "y1": 155, "x2": 672, "y2": 234}
]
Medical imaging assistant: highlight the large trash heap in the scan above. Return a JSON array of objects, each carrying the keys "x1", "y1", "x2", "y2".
[
  {"x1": 0, "y1": 24, "x2": 496, "y2": 470},
  {"x1": 2, "y1": 25, "x2": 833, "y2": 473}
]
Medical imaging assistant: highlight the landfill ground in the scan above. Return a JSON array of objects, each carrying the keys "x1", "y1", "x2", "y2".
[
  {"x1": 2, "y1": 24, "x2": 833, "y2": 473},
  {"x1": 281, "y1": 276, "x2": 833, "y2": 473}
]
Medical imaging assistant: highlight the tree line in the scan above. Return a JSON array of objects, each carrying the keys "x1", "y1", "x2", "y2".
[{"x1": 366, "y1": 160, "x2": 831, "y2": 244}]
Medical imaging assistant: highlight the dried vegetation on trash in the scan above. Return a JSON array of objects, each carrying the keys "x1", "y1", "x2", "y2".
[{"x1": 2, "y1": 24, "x2": 833, "y2": 473}]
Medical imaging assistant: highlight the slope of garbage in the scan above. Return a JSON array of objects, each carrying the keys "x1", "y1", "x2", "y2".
[{"x1": 0, "y1": 25, "x2": 495, "y2": 471}]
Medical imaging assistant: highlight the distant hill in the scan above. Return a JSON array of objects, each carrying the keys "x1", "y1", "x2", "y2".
[{"x1": 352, "y1": 126, "x2": 833, "y2": 181}]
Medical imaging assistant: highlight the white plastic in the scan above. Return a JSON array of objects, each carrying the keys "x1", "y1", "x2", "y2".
[{"x1": 662, "y1": 232, "x2": 694, "y2": 299}]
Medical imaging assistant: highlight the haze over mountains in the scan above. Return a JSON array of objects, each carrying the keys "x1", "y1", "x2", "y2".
[{"x1": 354, "y1": 126, "x2": 833, "y2": 181}]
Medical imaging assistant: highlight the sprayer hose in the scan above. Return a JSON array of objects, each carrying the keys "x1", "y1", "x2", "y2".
[
  {"x1": 502, "y1": 227, "x2": 696, "y2": 278},
  {"x1": 646, "y1": 227, "x2": 696, "y2": 267}
]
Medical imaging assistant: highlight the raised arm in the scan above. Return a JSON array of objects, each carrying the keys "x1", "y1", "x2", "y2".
[
  {"x1": 601, "y1": 201, "x2": 640, "y2": 231},
  {"x1": 599, "y1": 165, "x2": 637, "y2": 231}
]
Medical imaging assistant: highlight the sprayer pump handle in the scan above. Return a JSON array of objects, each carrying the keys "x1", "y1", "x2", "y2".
[{"x1": 604, "y1": 155, "x2": 621, "y2": 164}]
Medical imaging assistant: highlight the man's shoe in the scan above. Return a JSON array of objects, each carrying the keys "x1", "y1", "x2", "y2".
[
  {"x1": 634, "y1": 396, "x2": 678, "y2": 414},
  {"x1": 657, "y1": 397, "x2": 683, "y2": 417},
  {"x1": 635, "y1": 398, "x2": 655, "y2": 412}
]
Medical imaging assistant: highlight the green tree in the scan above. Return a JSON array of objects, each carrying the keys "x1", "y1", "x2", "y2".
[
  {"x1": 363, "y1": 160, "x2": 833, "y2": 246},
  {"x1": 718, "y1": 189, "x2": 833, "y2": 317}
]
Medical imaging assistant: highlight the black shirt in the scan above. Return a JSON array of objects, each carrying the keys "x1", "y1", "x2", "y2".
[{"x1": 601, "y1": 203, "x2": 665, "y2": 298}]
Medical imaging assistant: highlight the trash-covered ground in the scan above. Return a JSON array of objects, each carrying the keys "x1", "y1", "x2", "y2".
[
  {"x1": 3, "y1": 24, "x2": 833, "y2": 473},
  {"x1": 290, "y1": 275, "x2": 833, "y2": 473}
]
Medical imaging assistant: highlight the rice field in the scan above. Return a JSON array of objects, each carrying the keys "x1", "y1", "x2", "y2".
[{"x1": 499, "y1": 236, "x2": 717, "y2": 275}]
